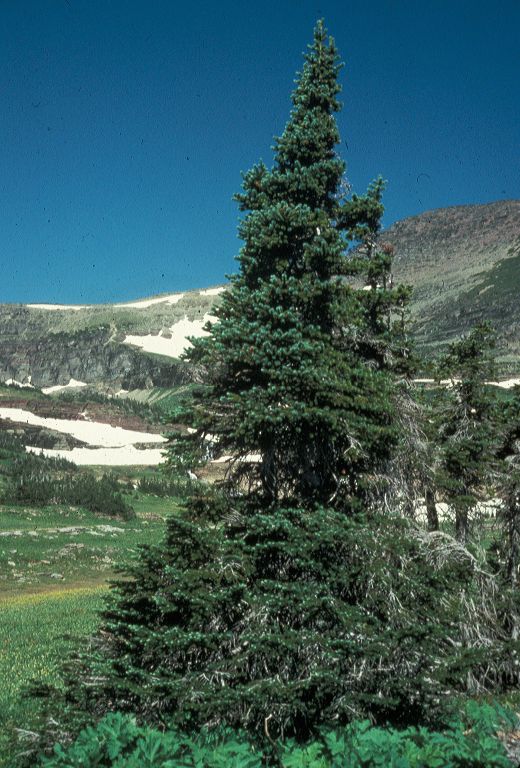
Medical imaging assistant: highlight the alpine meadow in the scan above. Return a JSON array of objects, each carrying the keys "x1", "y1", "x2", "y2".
[{"x1": 3, "y1": 19, "x2": 520, "y2": 768}]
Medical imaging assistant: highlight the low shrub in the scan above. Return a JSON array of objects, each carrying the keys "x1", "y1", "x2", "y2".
[
  {"x1": 137, "y1": 474, "x2": 198, "y2": 498},
  {"x1": 39, "y1": 703, "x2": 517, "y2": 767},
  {"x1": 2, "y1": 454, "x2": 134, "y2": 519}
]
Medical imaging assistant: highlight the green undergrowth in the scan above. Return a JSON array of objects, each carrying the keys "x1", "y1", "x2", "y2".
[{"x1": 39, "y1": 704, "x2": 518, "y2": 767}]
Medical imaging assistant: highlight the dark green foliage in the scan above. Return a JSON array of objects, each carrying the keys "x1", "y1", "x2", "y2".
[
  {"x1": 496, "y1": 387, "x2": 520, "y2": 589},
  {"x1": 40, "y1": 704, "x2": 517, "y2": 767},
  {"x1": 1, "y1": 452, "x2": 133, "y2": 519},
  {"x1": 54, "y1": 504, "x2": 517, "y2": 740},
  {"x1": 169, "y1": 22, "x2": 410, "y2": 510},
  {"x1": 435, "y1": 324, "x2": 498, "y2": 541}
]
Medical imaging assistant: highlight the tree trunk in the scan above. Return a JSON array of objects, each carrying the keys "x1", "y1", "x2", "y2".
[
  {"x1": 455, "y1": 506, "x2": 469, "y2": 544},
  {"x1": 506, "y1": 496, "x2": 520, "y2": 589},
  {"x1": 425, "y1": 485, "x2": 439, "y2": 531}
]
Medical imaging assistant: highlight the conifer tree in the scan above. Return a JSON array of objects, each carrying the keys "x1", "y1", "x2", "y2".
[
  {"x1": 436, "y1": 324, "x2": 498, "y2": 542},
  {"x1": 36, "y1": 25, "x2": 518, "y2": 754},
  {"x1": 496, "y1": 387, "x2": 520, "y2": 592},
  {"x1": 170, "y1": 21, "x2": 409, "y2": 510}
]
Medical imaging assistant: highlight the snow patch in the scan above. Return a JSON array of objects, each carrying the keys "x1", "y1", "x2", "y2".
[
  {"x1": 488, "y1": 378, "x2": 520, "y2": 389},
  {"x1": 211, "y1": 453, "x2": 261, "y2": 464},
  {"x1": 114, "y1": 293, "x2": 184, "y2": 309},
  {"x1": 26, "y1": 445, "x2": 167, "y2": 466},
  {"x1": 123, "y1": 314, "x2": 216, "y2": 358},
  {"x1": 414, "y1": 377, "x2": 520, "y2": 389},
  {"x1": 0, "y1": 407, "x2": 167, "y2": 448},
  {"x1": 199, "y1": 287, "x2": 226, "y2": 296},
  {"x1": 42, "y1": 379, "x2": 88, "y2": 395},
  {"x1": 413, "y1": 377, "x2": 461, "y2": 387},
  {"x1": 414, "y1": 497, "x2": 503, "y2": 523},
  {"x1": 27, "y1": 304, "x2": 87, "y2": 311},
  {"x1": 3, "y1": 378, "x2": 34, "y2": 389}
]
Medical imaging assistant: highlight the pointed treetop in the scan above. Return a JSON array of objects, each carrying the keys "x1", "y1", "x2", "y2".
[{"x1": 291, "y1": 19, "x2": 342, "y2": 113}]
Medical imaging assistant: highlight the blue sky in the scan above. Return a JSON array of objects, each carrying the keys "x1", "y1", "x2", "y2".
[{"x1": 1, "y1": 0, "x2": 518, "y2": 303}]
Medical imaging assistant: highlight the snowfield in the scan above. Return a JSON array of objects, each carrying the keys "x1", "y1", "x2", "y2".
[
  {"x1": 123, "y1": 314, "x2": 216, "y2": 358},
  {"x1": 491, "y1": 378, "x2": 520, "y2": 389},
  {"x1": 0, "y1": 407, "x2": 166, "y2": 448},
  {"x1": 199, "y1": 287, "x2": 226, "y2": 296},
  {"x1": 414, "y1": 378, "x2": 520, "y2": 389},
  {"x1": 4, "y1": 378, "x2": 34, "y2": 389},
  {"x1": 26, "y1": 445, "x2": 167, "y2": 466},
  {"x1": 414, "y1": 497, "x2": 503, "y2": 522},
  {"x1": 114, "y1": 292, "x2": 185, "y2": 308},
  {"x1": 42, "y1": 379, "x2": 88, "y2": 395},
  {"x1": 0, "y1": 407, "x2": 167, "y2": 466}
]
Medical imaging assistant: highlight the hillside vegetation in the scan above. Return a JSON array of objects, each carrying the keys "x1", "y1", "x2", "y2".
[{"x1": 386, "y1": 199, "x2": 520, "y2": 367}]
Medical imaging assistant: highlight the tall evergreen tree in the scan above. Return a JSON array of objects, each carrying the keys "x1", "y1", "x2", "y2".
[
  {"x1": 170, "y1": 21, "x2": 409, "y2": 510},
  {"x1": 436, "y1": 324, "x2": 498, "y2": 542},
  {"x1": 35, "y1": 25, "x2": 519, "y2": 757},
  {"x1": 496, "y1": 387, "x2": 520, "y2": 593}
]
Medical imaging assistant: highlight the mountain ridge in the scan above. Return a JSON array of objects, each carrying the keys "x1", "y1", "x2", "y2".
[{"x1": 1, "y1": 199, "x2": 519, "y2": 390}]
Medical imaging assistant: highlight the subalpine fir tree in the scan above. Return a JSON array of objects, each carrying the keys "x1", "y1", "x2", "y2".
[
  {"x1": 169, "y1": 22, "x2": 410, "y2": 509},
  {"x1": 436, "y1": 324, "x2": 498, "y2": 542},
  {"x1": 36, "y1": 25, "x2": 519, "y2": 756},
  {"x1": 496, "y1": 387, "x2": 520, "y2": 591}
]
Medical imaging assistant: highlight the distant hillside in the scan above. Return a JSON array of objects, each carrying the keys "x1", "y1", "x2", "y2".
[
  {"x1": 0, "y1": 288, "x2": 223, "y2": 391},
  {"x1": 0, "y1": 200, "x2": 519, "y2": 391},
  {"x1": 384, "y1": 200, "x2": 520, "y2": 367}
]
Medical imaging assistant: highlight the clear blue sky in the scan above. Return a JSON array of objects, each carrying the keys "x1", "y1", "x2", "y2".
[{"x1": 1, "y1": 0, "x2": 518, "y2": 303}]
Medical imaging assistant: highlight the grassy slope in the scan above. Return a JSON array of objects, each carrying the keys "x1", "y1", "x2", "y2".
[
  {"x1": 0, "y1": 483, "x2": 181, "y2": 766},
  {"x1": 0, "y1": 587, "x2": 105, "y2": 766},
  {"x1": 1, "y1": 289, "x2": 221, "y2": 338},
  {"x1": 0, "y1": 496, "x2": 178, "y2": 596}
]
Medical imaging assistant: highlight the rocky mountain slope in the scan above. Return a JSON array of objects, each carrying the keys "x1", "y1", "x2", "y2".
[
  {"x1": 386, "y1": 199, "x2": 520, "y2": 367},
  {"x1": 0, "y1": 289, "x2": 222, "y2": 391},
  {"x1": 0, "y1": 200, "x2": 519, "y2": 391}
]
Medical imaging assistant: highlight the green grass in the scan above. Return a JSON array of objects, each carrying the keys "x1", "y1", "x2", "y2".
[
  {"x1": 0, "y1": 464, "x2": 183, "y2": 766},
  {"x1": 123, "y1": 384, "x2": 196, "y2": 416},
  {"x1": 0, "y1": 586, "x2": 106, "y2": 767},
  {"x1": 0, "y1": 493, "x2": 178, "y2": 596},
  {"x1": 0, "y1": 384, "x2": 48, "y2": 402}
]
